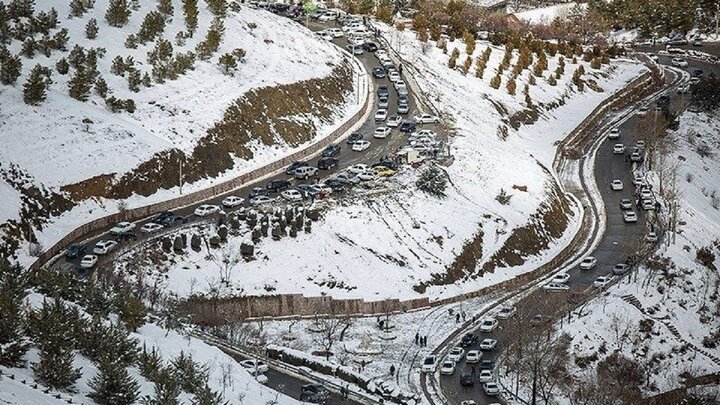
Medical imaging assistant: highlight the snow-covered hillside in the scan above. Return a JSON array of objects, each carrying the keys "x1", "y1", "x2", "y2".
[
  {"x1": 115, "y1": 23, "x2": 647, "y2": 302},
  {"x1": 558, "y1": 110, "x2": 720, "y2": 397},
  {"x1": 0, "y1": 0, "x2": 360, "y2": 264},
  {"x1": 512, "y1": 2, "x2": 587, "y2": 25}
]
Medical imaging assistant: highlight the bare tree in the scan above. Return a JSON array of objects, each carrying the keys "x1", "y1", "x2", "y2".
[
  {"x1": 209, "y1": 243, "x2": 242, "y2": 284},
  {"x1": 312, "y1": 304, "x2": 353, "y2": 361},
  {"x1": 609, "y1": 312, "x2": 637, "y2": 352}
]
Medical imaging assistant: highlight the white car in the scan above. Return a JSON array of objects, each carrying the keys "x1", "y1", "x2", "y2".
[
  {"x1": 374, "y1": 109, "x2": 388, "y2": 121},
  {"x1": 479, "y1": 338, "x2": 497, "y2": 351},
  {"x1": 640, "y1": 188, "x2": 653, "y2": 200},
  {"x1": 317, "y1": 11, "x2": 338, "y2": 21},
  {"x1": 447, "y1": 347, "x2": 465, "y2": 362},
  {"x1": 249, "y1": 195, "x2": 274, "y2": 206},
  {"x1": 414, "y1": 113, "x2": 439, "y2": 124},
  {"x1": 671, "y1": 57, "x2": 688, "y2": 67},
  {"x1": 140, "y1": 222, "x2": 163, "y2": 233},
  {"x1": 551, "y1": 272, "x2": 570, "y2": 283},
  {"x1": 318, "y1": 31, "x2": 334, "y2": 41},
  {"x1": 421, "y1": 356, "x2": 437, "y2": 373},
  {"x1": 357, "y1": 170, "x2": 378, "y2": 181},
  {"x1": 194, "y1": 204, "x2": 220, "y2": 216},
  {"x1": 93, "y1": 240, "x2": 117, "y2": 255},
  {"x1": 611, "y1": 180, "x2": 624, "y2": 191},
  {"x1": 461, "y1": 401, "x2": 477, "y2": 405},
  {"x1": 240, "y1": 359, "x2": 269, "y2": 374},
  {"x1": 623, "y1": 211, "x2": 638, "y2": 223},
  {"x1": 543, "y1": 282, "x2": 570, "y2": 292},
  {"x1": 333, "y1": 172, "x2": 360, "y2": 184},
  {"x1": 646, "y1": 231, "x2": 658, "y2": 242},
  {"x1": 613, "y1": 144, "x2": 625, "y2": 154},
  {"x1": 496, "y1": 306, "x2": 516, "y2": 320},
  {"x1": 608, "y1": 128, "x2": 620, "y2": 139},
  {"x1": 373, "y1": 127, "x2": 391, "y2": 139},
  {"x1": 109, "y1": 221, "x2": 135, "y2": 235},
  {"x1": 439, "y1": 360, "x2": 456, "y2": 375},
  {"x1": 636, "y1": 106, "x2": 649, "y2": 116},
  {"x1": 347, "y1": 164, "x2": 370, "y2": 174},
  {"x1": 387, "y1": 116, "x2": 402, "y2": 127},
  {"x1": 281, "y1": 189, "x2": 303, "y2": 202},
  {"x1": 465, "y1": 350, "x2": 481, "y2": 363},
  {"x1": 630, "y1": 150, "x2": 643, "y2": 162},
  {"x1": 636, "y1": 140, "x2": 646, "y2": 150},
  {"x1": 222, "y1": 195, "x2": 245, "y2": 207},
  {"x1": 633, "y1": 175, "x2": 647, "y2": 187},
  {"x1": 579, "y1": 256, "x2": 597, "y2": 270},
  {"x1": 478, "y1": 370, "x2": 493, "y2": 383},
  {"x1": 479, "y1": 318, "x2": 498, "y2": 332},
  {"x1": 412, "y1": 129, "x2": 436, "y2": 138},
  {"x1": 642, "y1": 198, "x2": 655, "y2": 210},
  {"x1": 325, "y1": 28, "x2": 343, "y2": 38},
  {"x1": 80, "y1": 254, "x2": 98, "y2": 268},
  {"x1": 593, "y1": 275, "x2": 615, "y2": 288},
  {"x1": 388, "y1": 71, "x2": 401, "y2": 83},
  {"x1": 352, "y1": 140, "x2": 371, "y2": 151},
  {"x1": 312, "y1": 184, "x2": 333, "y2": 195},
  {"x1": 294, "y1": 166, "x2": 318, "y2": 180},
  {"x1": 483, "y1": 382, "x2": 500, "y2": 396}
]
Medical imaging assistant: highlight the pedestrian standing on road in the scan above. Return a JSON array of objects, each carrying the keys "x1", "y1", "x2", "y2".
[
  {"x1": 424, "y1": 336, "x2": 428, "y2": 347},
  {"x1": 455, "y1": 313, "x2": 460, "y2": 323},
  {"x1": 415, "y1": 332, "x2": 419, "y2": 345},
  {"x1": 462, "y1": 311, "x2": 466, "y2": 321},
  {"x1": 399, "y1": 64, "x2": 403, "y2": 75},
  {"x1": 390, "y1": 364, "x2": 395, "y2": 376}
]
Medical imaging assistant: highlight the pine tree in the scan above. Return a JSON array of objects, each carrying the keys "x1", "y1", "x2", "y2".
[
  {"x1": 106, "y1": 0, "x2": 131, "y2": 28},
  {"x1": 142, "y1": 72, "x2": 151, "y2": 87},
  {"x1": 474, "y1": 56, "x2": 485, "y2": 79},
  {"x1": 111, "y1": 55, "x2": 125, "y2": 76},
  {"x1": 69, "y1": 0, "x2": 88, "y2": 17},
  {"x1": 88, "y1": 355, "x2": 140, "y2": 405},
  {"x1": 86, "y1": 18, "x2": 99, "y2": 39},
  {"x1": 21, "y1": 37, "x2": 35, "y2": 58},
  {"x1": 191, "y1": 385, "x2": 224, "y2": 405},
  {"x1": 547, "y1": 74, "x2": 557, "y2": 86},
  {"x1": 23, "y1": 64, "x2": 51, "y2": 105},
  {"x1": 461, "y1": 55, "x2": 471, "y2": 75},
  {"x1": 137, "y1": 11, "x2": 166, "y2": 43},
  {"x1": 218, "y1": 53, "x2": 236, "y2": 75},
  {"x1": 196, "y1": 19, "x2": 224, "y2": 60},
  {"x1": 171, "y1": 351, "x2": 208, "y2": 394},
  {"x1": 68, "y1": 45, "x2": 86, "y2": 69},
  {"x1": 7, "y1": 0, "x2": 34, "y2": 19},
  {"x1": 183, "y1": 0, "x2": 199, "y2": 36},
  {"x1": 506, "y1": 77, "x2": 516, "y2": 95},
  {"x1": 157, "y1": 0, "x2": 173, "y2": 17},
  {"x1": 53, "y1": 28, "x2": 69, "y2": 51},
  {"x1": 206, "y1": 0, "x2": 227, "y2": 17},
  {"x1": 462, "y1": 31, "x2": 475, "y2": 55},
  {"x1": 416, "y1": 165, "x2": 447, "y2": 197},
  {"x1": 144, "y1": 368, "x2": 181, "y2": 405},
  {"x1": 0, "y1": 53, "x2": 22, "y2": 85},
  {"x1": 123, "y1": 98, "x2": 136, "y2": 113},
  {"x1": 0, "y1": 260, "x2": 29, "y2": 367},
  {"x1": 95, "y1": 76, "x2": 109, "y2": 97},
  {"x1": 490, "y1": 73, "x2": 501, "y2": 89},
  {"x1": 138, "y1": 345, "x2": 164, "y2": 381},
  {"x1": 55, "y1": 58, "x2": 69, "y2": 74},
  {"x1": 127, "y1": 69, "x2": 141, "y2": 92},
  {"x1": 115, "y1": 289, "x2": 147, "y2": 331},
  {"x1": 125, "y1": 34, "x2": 138, "y2": 49}
]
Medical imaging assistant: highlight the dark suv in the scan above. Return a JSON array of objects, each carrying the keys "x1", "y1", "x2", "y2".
[
  {"x1": 65, "y1": 243, "x2": 86, "y2": 259},
  {"x1": 460, "y1": 333, "x2": 478, "y2": 347},
  {"x1": 317, "y1": 157, "x2": 339, "y2": 170},
  {"x1": 321, "y1": 144, "x2": 341, "y2": 157},
  {"x1": 346, "y1": 132, "x2": 363, "y2": 144},
  {"x1": 301, "y1": 384, "x2": 329, "y2": 403},
  {"x1": 266, "y1": 179, "x2": 291, "y2": 192},
  {"x1": 285, "y1": 161, "x2": 308, "y2": 175}
]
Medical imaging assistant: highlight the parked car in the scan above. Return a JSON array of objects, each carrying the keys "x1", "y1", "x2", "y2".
[
  {"x1": 93, "y1": 240, "x2": 117, "y2": 255},
  {"x1": 374, "y1": 109, "x2": 388, "y2": 121},
  {"x1": 325, "y1": 28, "x2": 343, "y2": 38},
  {"x1": 440, "y1": 360, "x2": 456, "y2": 375},
  {"x1": 623, "y1": 211, "x2": 638, "y2": 223},
  {"x1": 363, "y1": 42, "x2": 378, "y2": 52},
  {"x1": 346, "y1": 44, "x2": 363, "y2": 55},
  {"x1": 240, "y1": 359, "x2": 269, "y2": 374},
  {"x1": 321, "y1": 144, "x2": 341, "y2": 157},
  {"x1": 447, "y1": 347, "x2": 465, "y2": 362},
  {"x1": 152, "y1": 211, "x2": 175, "y2": 225},
  {"x1": 414, "y1": 113, "x2": 440, "y2": 123},
  {"x1": 372, "y1": 67, "x2": 386, "y2": 78},
  {"x1": 387, "y1": 115, "x2": 402, "y2": 127},
  {"x1": 544, "y1": 282, "x2": 570, "y2": 292},
  {"x1": 285, "y1": 161, "x2": 308, "y2": 175},
  {"x1": 377, "y1": 96, "x2": 389, "y2": 109},
  {"x1": 80, "y1": 254, "x2": 98, "y2": 268},
  {"x1": 478, "y1": 370, "x2": 493, "y2": 383},
  {"x1": 461, "y1": 333, "x2": 478, "y2": 347},
  {"x1": 301, "y1": 384, "x2": 329, "y2": 402},
  {"x1": 397, "y1": 102, "x2": 410, "y2": 114},
  {"x1": 529, "y1": 314, "x2": 546, "y2": 327},
  {"x1": 346, "y1": 132, "x2": 363, "y2": 144},
  {"x1": 323, "y1": 179, "x2": 346, "y2": 192},
  {"x1": 317, "y1": 157, "x2": 339, "y2": 170},
  {"x1": 620, "y1": 199, "x2": 633, "y2": 210},
  {"x1": 636, "y1": 106, "x2": 649, "y2": 116},
  {"x1": 248, "y1": 187, "x2": 268, "y2": 198},
  {"x1": 281, "y1": 189, "x2": 303, "y2": 202},
  {"x1": 496, "y1": 306, "x2": 516, "y2": 320},
  {"x1": 65, "y1": 243, "x2": 86, "y2": 259},
  {"x1": 692, "y1": 38, "x2": 703, "y2": 47},
  {"x1": 608, "y1": 128, "x2": 621, "y2": 139},
  {"x1": 671, "y1": 57, "x2": 688, "y2": 67},
  {"x1": 479, "y1": 360, "x2": 495, "y2": 371},
  {"x1": 593, "y1": 275, "x2": 615, "y2": 288},
  {"x1": 357, "y1": 170, "x2": 378, "y2": 181},
  {"x1": 611, "y1": 180, "x2": 624, "y2": 191},
  {"x1": 460, "y1": 373, "x2": 474, "y2": 386},
  {"x1": 483, "y1": 382, "x2": 500, "y2": 396},
  {"x1": 479, "y1": 338, "x2": 497, "y2": 351},
  {"x1": 373, "y1": 126, "x2": 391, "y2": 138},
  {"x1": 579, "y1": 256, "x2": 597, "y2": 270},
  {"x1": 466, "y1": 350, "x2": 481, "y2": 363},
  {"x1": 646, "y1": 231, "x2": 658, "y2": 242},
  {"x1": 249, "y1": 195, "x2": 274, "y2": 206},
  {"x1": 115, "y1": 232, "x2": 137, "y2": 243},
  {"x1": 352, "y1": 140, "x2": 371, "y2": 151},
  {"x1": 222, "y1": 195, "x2": 245, "y2": 208},
  {"x1": 399, "y1": 121, "x2": 416, "y2": 133},
  {"x1": 421, "y1": 356, "x2": 437, "y2": 373},
  {"x1": 294, "y1": 166, "x2": 318, "y2": 180},
  {"x1": 348, "y1": 163, "x2": 370, "y2": 174},
  {"x1": 613, "y1": 143, "x2": 625, "y2": 154},
  {"x1": 479, "y1": 318, "x2": 498, "y2": 332},
  {"x1": 613, "y1": 263, "x2": 630, "y2": 275},
  {"x1": 630, "y1": 150, "x2": 643, "y2": 162},
  {"x1": 140, "y1": 222, "x2": 164, "y2": 233},
  {"x1": 333, "y1": 172, "x2": 360, "y2": 185},
  {"x1": 266, "y1": 179, "x2": 291, "y2": 192},
  {"x1": 373, "y1": 166, "x2": 396, "y2": 177},
  {"x1": 318, "y1": 10, "x2": 338, "y2": 21},
  {"x1": 551, "y1": 272, "x2": 570, "y2": 283},
  {"x1": 377, "y1": 85, "x2": 389, "y2": 97},
  {"x1": 109, "y1": 221, "x2": 135, "y2": 235},
  {"x1": 194, "y1": 204, "x2": 220, "y2": 216}
]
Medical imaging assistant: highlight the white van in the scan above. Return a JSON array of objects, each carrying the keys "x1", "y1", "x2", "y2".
[{"x1": 318, "y1": 11, "x2": 338, "y2": 21}]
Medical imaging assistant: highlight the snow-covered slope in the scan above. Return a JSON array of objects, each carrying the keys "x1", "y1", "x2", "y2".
[{"x1": 512, "y1": 2, "x2": 587, "y2": 25}]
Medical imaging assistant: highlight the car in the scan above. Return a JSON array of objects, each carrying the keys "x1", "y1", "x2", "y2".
[
  {"x1": 551, "y1": 272, "x2": 570, "y2": 283},
  {"x1": 611, "y1": 180, "x2": 624, "y2": 191},
  {"x1": 372, "y1": 66, "x2": 386, "y2": 78},
  {"x1": 671, "y1": 57, "x2": 688, "y2": 68},
  {"x1": 351, "y1": 140, "x2": 371, "y2": 152},
  {"x1": 296, "y1": 184, "x2": 320, "y2": 198},
  {"x1": 640, "y1": 188, "x2": 653, "y2": 200},
  {"x1": 397, "y1": 103, "x2": 410, "y2": 114},
  {"x1": 620, "y1": 199, "x2": 633, "y2": 210},
  {"x1": 374, "y1": 109, "x2": 388, "y2": 121},
  {"x1": 281, "y1": 189, "x2": 303, "y2": 202},
  {"x1": 483, "y1": 382, "x2": 500, "y2": 396},
  {"x1": 593, "y1": 275, "x2": 615, "y2": 288},
  {"x1": 637, "y1": 106, "x2": 649, "y2": 116},
  {"x1": 321, "y1": 143, "x2": 341, "y2": 157},
  {"x1": 294, "y1": 166, "x2": 318, "y2": 180},
  {"x1": 248, "y1": 187, "x2": 268, "y2": 199},
  {"x1": 465, "y1": 350, "x2": 481, "y2": 363},
  {"x1": 460, "y1": 373, "x2": 474, "y2": 386},
  {"x1": 318, "y1": 31, "x2": 334, "y2": 41},
  {"x1": 152, "y1": 211, "x2": 175, "y2": 224},
  {"x1": 642, "y1": 199, "x2": 656, "y2": 210},
  {"x1": 630, "y1": 151, "x2": 643, "y2": 162},
  {"x1": 325, "y1": 27, "x2": 343, "y2": 38},
  {"x1": 346, "y1": 132, "x2": 363, "y2": 144},
  {"x1": 93, "y1": 240, "x2": 117, "y2": 255},
  {"x1": 266, "y1": 179, "x2": 291, "y2": 192},
  {"x1": 479, "y1": 360, "x2": 495, "y2": 371},
  {"x1": 346, "y1": 44, "x2": 364, "y2": 55},
  {"x1": 140, "y1": 222, "x2": 163, "y2": 233},
  {"x1": 478, "y1": 370, "x2": 493, "y2": 383},
  {"x1": 399, "y1": 121, "x2": 416, "y2": 133},
  {"x1": 194, "y1": 204, "x2": 221, "y2": 216},
  {"x1": 65, "y1": 243, "x2": 86, "y2": 259},
  {"x1": 333, "y1": 172, "x2": 360, "y2": 185},
  {"x1": 623, "y1": 211, "x2": 638, "y2": 223},
  {"x1": 613, "y1": 263, "x2": 630, "y2": 275},
  {"x1": 222, "y1": 195, "x2": 245, "y2": 208},
  {"x1": 373, "y1": 126, "x2": 391, "y2": 138},
  {"x1": 613, "y1": 143, "x2": 625, "y2": 154},
  {"x1": 460, "y1": 333, "x2": 478, "y2": 347},
  {"x1": 377, "y1": 97, "x2": 389, "y2": 109},
  {"x1": 377, "y1": 85, "x2": 389, "y2": 97},
  {"x1": 79, "y1": 254, "x2": 98, "y2": 268},
  {"x1": 479, "y1": 318, "x2": 498, "y2": 332},
  {"x1": 317, "y1": 157, "x2": 339, "y2": 170},
  {"x1": 440, "y1": 360, "x2": 456, "y2": 375},
  {"x1": 421, "y1": 356, "x2": 437, "y2": 373},
  {"x1": 691, "y1": 68, "x2": 704, "y2": 78},
  {"x1": 414, "y1": 113, "x2": 439, "y2": 124},
  {"x1": 579, "y1": 256, "x2": 597, "y2": 270},
  {"x1": 317, "y1": 11, "x2": 337, "y2": 21},
  {"x1": 479, "y1": 338, "x2": 497, "y2": 351},
  {"x1": 633, "y1": 175, "x2": 647, "y2": 187},
  {"x1": 387, "y1": 115, "x2": 402, "y2": 127},
  {"x1": 239, "y1": 359, "x2": 269, "y2": 374},
  {"x1": 461, "y1": 401, "x2": 477, "y2": 405},
  {"x1": 646, "y1": 231, "x2": 658, "y2": 242},
  {"x1": 323, "y1": 178, "x2": 346, "y2": 192},
  {"x1": 373, "y1": 165, "x2": 396, "y2": 177},
  {"x1": 677, "y1": 83, "x2": 691, "y2": 94},
  {"x1": 301, "y1": 384, "x2": 329, "y2": 402},
  {"x1": 497, "y1": 306, "x2": 516, "y2": 320},
  {"x1": 667, "y1": 38, "x2": 688, "y2": 45},
  {"x1": 636, "y1": 140, "x2": 646, "y2": 150},
  {"x1": 348, "y1": 163, "x2": 370, "y2": 174},
  {"x1": 249, "y1": 195, "x2": 274, "y2": 206},
  {"x1": 447, "y1": 347, "x2": 465, "y2": 362},
  {"x1": 109, "y1": 221, "x2": 135, "y2": 235},
  {"x1": 544, "y1": 282, "x2": 570, "y2": 292},
  {"x1": 608, "y1": 128, "x2": 620, "y2": 139},
  {"x1": 357, "y1": 170, "x2": 378, "y2": 181},
  {"x1": 529, "y1": 314, "x2": 546, "y2": 326},
  {"x1": 285, "y1": 161, "x2": 309, "y2": 175},
  {"x1": 692, "y1": 38, "x2": 703, "y2": 46}
]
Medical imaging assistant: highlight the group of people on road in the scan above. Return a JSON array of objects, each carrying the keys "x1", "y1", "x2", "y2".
[{"x1": 414, "y1": 332, "x2": 428, "y2": 347}]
